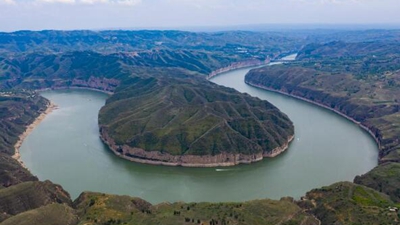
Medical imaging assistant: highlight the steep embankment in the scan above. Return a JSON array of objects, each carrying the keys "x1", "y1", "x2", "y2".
[
  {"x1": 0, "y1": 92, "x2": 76, "y2": 223},
  {"x1": 0, "y1": 180, "x2": 73, "y2": 222},
  {"x1": 0, "y1": 91, "x2": 50, "y2": 188},
  {"x1": 354, "y1": 162, "x2": 400, "y2": 202},
  {"x1": 0, "y1": 91, "x2": 304, "y2": 225},
  {"x1": 99, "y1": 75, "x2": 294, "y2": 167},
  {"x1": 245, "y1": 67, "x2": 383, "y2": 147},
  {"x1": 245, "y1": 40, "x2": 400, "y2": 202},
  {"x1": 0, "y1": 34, "x2": 297, "y2": 167},
  {"x1": 207, "y1": 58, "x2": 270, "y2": 79},
  {"x1": 1, "y1": 31, "x2": 399, "y2": 223}
]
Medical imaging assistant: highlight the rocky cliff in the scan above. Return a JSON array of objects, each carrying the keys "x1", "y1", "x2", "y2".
[
  {"x1": 244, "y1": 65, "x2": 400, "y2": 163},
  {"x1": 207, "y1": 59, "x2": 270, "y2": 79},
  {"x1": 100, "y1": 127, "x2": 294, "y2": 167}
]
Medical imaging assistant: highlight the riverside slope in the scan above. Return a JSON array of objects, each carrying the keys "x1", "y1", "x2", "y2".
[
  {"x1": 98, "y1": 75, "x2": 294, "y2": 167},
  {"x1": 100, "y1": 127, "x2": 293, "y2": 167}
]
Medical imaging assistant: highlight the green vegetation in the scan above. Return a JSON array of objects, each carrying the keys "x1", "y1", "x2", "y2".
[
  {"x1": 0, "y1": 91, "x2": 48, "y2": 188},
  {"x1": 0, "y1": 91, "x2": 49, "y2": 155},
  {"x1": 245, "y1": 40, "x2": 400, "y2": 163},
  {"x1": 0, "y1": 31, "x2": 296, "y2": 164},
  {"x1": 355, "y1": 163, "x2": 400, "y2": 202},
  {"x1": 245, "y1": 38, "x2": 400, "y2": 222},
  {"x1": 303, "y1": 182, "x2": 399, "y2": 225},
  {"x1": 0, "y1": 180, "x2": 73, "y2": 222},
  {"x1": 0, "y1": 30, "x2": 301, "y2": 222},
  {"x1": 2, "y1": 29, "x2": 400, "y2": 223},
  {"x1": 74, "y1": 192, "x2": 318, "y2": 225},
  {"x1": 0, "y1": 203, "x2": 78, "y2": 225},
  {"x1": 99, "y1": 75, "x2": 293, "y2": 158},
  {"x1": 0, "y1": 30, "x2": 300, "y2": 56}
]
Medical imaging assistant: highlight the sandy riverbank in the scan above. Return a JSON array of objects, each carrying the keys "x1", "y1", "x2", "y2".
[{"x1": 12, "y1": 102, "x2": 58, "y2": 168}]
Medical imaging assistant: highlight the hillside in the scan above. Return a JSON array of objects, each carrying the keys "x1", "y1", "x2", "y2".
[
  {"x1": 0, "y1": 92, "x2": 298, "y2": 225},
  {"x1": 355, "y1": 162, "x2": 400, "y2": 202},
  {"x1": 0, "y1": 30, "x2": 300, "y2": 56},
  {"x1": 245, "y1": 40, "x2": 400, "y2": 202},
  {"x1": 99, "y1": 75, "x2": 294, "y2": 166},
  {"x1": 0, "y1": 180, "x2": 73, "y2": 222},
  {"x1": 0, "y1": 50, "x2": 241, "y2": 90},
  {"x1": 0, "y1": 91, "x2": 49, "y2": 188},
  {"x1": 246, "y1": 41, "x2": 400, "y2": 161},
  {"x1": 74, "y1": 192, "x2": 319, "y2": 225},
  {"x1": 301, "y1": 182, "x2": 399, "y2": 225},
  {"x1": 1, "y1": 29, "x2": 400, "y2": 223},
  {"x1": 0, "y1": 30, "x2": 298, "y2": 167}
]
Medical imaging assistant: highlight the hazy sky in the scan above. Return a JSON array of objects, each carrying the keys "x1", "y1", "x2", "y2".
[{"x1": 0, "y1": 0, "x2": 399, "y2": 31}]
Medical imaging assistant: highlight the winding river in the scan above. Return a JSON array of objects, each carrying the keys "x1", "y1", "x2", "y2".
[{"x1": 20, "y1": 65, "x2": 378, "y2": 203}]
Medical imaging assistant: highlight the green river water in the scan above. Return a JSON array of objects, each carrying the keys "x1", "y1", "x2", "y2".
[{"x1": 20, "y1": 66, "x2": 378, "y2": 203}]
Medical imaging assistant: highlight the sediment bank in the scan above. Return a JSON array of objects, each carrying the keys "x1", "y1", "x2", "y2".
[{"x1": 13, "y1": 102, "x2": 58, "y2": 168}]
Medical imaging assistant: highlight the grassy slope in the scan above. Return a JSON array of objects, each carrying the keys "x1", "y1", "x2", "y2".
[
  {"x1": 245, "y1": 40, "x2": 400, "y2": 203},
  {"x1": 0, "y1": 180, "x2": 73, "y2": 222},
  {"x1": 0, "y1": 203, "x2": 79, "y2": 225},
  {"x1": 355, "y1": 163, "x2": 400, "y2": 202},
  {"x1": 0, "y1": 50, "x2": 236, "y2": 90},
  {"x1": 246, "y1": 41, "x2": 400, "y2": 161},
  {"x1": 0, "y1": 30, "x2": 300, "y2": 57},
  {"x1": 303, "y1": 182, "x2": 399, "y2": 225},
  {"x1": 0, "y1": 91, "x2": 49, "y2": 188},
  {"x1": 99, "y1": 75, "x2": 293, "y2": 156},
  {"x1": 74, "y1": 192, "x2": 319, "y2": 225},
  {"x1": 2, "y1": 31, "x2": 400, "y2": 223},
  {"x1": 0, "y1": 91, "x2": 49, "y2": 155},
  {"x1": 0, "y1": 92, "x2": 297, "y2": 225}
]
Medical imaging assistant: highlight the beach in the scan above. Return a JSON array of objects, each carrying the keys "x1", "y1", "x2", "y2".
[{"x1": 12, "y1": 102, "x2": 58, "y2": 168}]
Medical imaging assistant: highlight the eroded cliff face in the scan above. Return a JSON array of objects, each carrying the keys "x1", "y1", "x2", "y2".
[
  {"x1": 99, "y1": 127, "x2": 293, "y2": 167},
  {"x1": 31, "y1": 76, "x2": 120, "y2": 93},
  {"x1": 207, "y1": 59, "x2": 270, "y2": 79},
  {"x1": 244, "y1": 71, "x2": 395, "y2": 162},
  {"x1": 70, "y1": 77, "x2": 120, "y2": 93}
]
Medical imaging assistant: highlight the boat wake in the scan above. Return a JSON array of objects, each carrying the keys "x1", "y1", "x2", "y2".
[{"x1": 215, "y1": 168, "x2": 237, "y2": 172}]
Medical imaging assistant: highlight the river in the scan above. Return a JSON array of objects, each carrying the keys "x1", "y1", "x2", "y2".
[{"x1": 19, "y1": 66, "x2": 378, "y2": 203}]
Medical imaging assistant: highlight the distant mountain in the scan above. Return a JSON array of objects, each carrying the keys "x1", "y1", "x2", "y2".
[
  {"x1": 0, "y1": 36, "x2": 295, "y2": 166},
  {"x1": 1, "y1": 29, "x2": 400, "y2": 224},
  {"x1": 0, "y1": 30, "x2": 300, "y2": 56}
]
